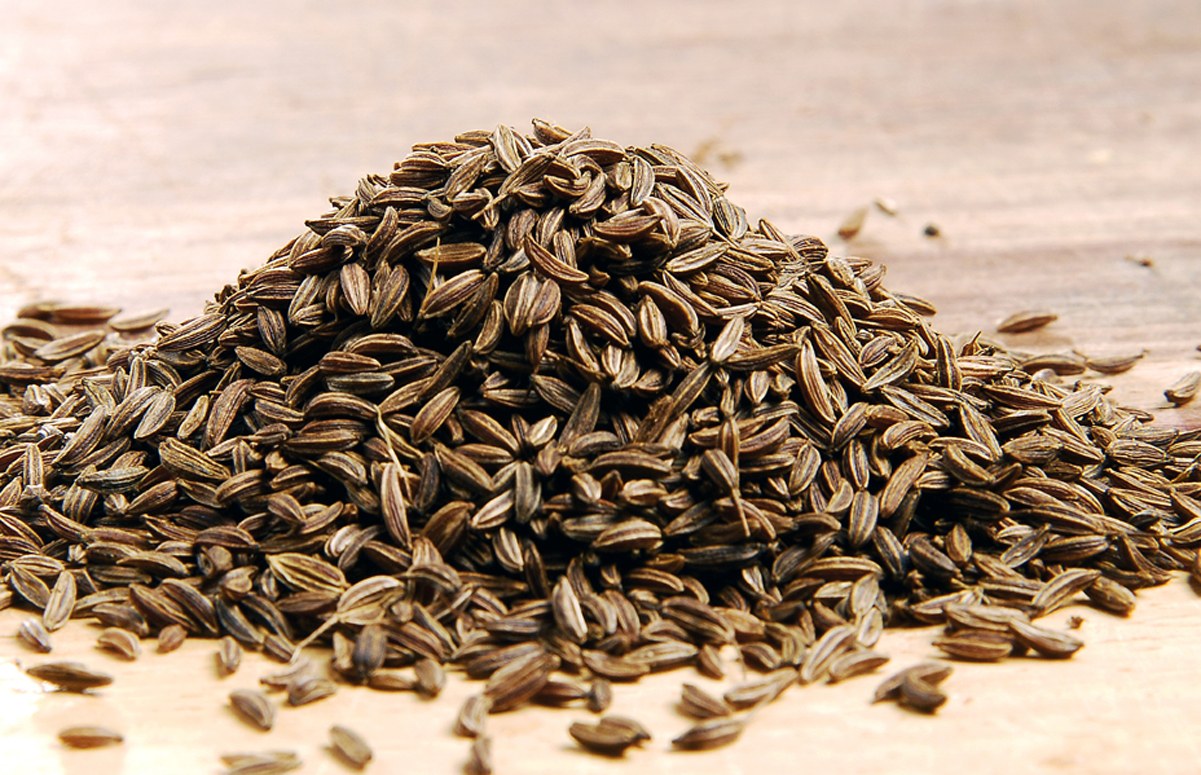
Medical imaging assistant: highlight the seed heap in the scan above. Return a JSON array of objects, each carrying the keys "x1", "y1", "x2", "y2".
[{"x1": 4, "y1": 120, "x2": 1201, "y2": 762}]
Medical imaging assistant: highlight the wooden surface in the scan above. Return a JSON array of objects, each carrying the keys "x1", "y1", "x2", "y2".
[{"x1": 2, "y1": 0, "x2": 1201, "y2": 772}]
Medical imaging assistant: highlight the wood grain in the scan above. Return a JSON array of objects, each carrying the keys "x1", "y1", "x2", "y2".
[{"x1": 2, "y1": 0, "x2": 1200, "y2": 772}]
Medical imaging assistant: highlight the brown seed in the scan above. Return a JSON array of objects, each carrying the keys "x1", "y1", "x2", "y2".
[
  {"x1": 874, "y1": 662, "x2": 953, "y2": 704},
  {"x1": 0, "y1": 122, "x2": 1196, "y2": 759},
  {"x1": 288, "y1": 676, "x2": 337, "y2": 706},
  {"x1": 217, "y1": 636, "x2": 243, "y2": 676},
  {"x1": 569, "y1": 720, "x2": 642, "y2": 757},
  {"x1": 679, "y1": 683, "x2": 731, "y2": 718},
  {"x1": 585, "y1": 677, "x2": 613, "y2": 714},
  {"x1": 17, "y1": 618, "x2": 53, "y2": 653},
  {"x1": 415, "y1": 658, "x2": 447, "y2": 697},
  {"x1": 41, "y1": 572, "x2": 77, "y2": 632},
  {"x1": 97, "y1": 627, "x2": 142, "y2": 660},
  {"x1": 58, "y1": 725, "x2": 123, "y2": 748},
  {"x1": 900, "y1": 674, "x2": 948, "y2": 714},
  {"x1": 827, "y1": 649, "x2": 890, "y2": 683},
  {"x1": 34, "y1": 330, "x2": 107, "y2": 361},
  {"x1": 837, "y1": 207, "x2": 868, "y2": 241},
  {"x1": 1165, "y1": 371, "x2": 1201, "y2": 405},
  {"x1": 799, "y1": 625, "x2": 856, "y2": 684},
  {"x1": 352, "y1": 623, "x2": 387, "y2": 681},
  {"x1": 260, "y1": 658, "x2": 315, "y2": 690},
  {"x1": 1031, "y1": 568, "x2": 1102, "y2": 616},
  {"x1": 1007, "y1": 618, "x2": 1085, "y2": 659},
  {"x1": 484, "y1": 651, "x2": 558, "y2": 712},
  {"x1": 454, "y1": 694, "x2": 491, "y2": 738},
  {"x1": 467, "y1": 736, "x2": 493, "y2": 775},
  {"x1": 1085, "y1": 351, "x2": 1145, "y2": 374},
  {"x1": 329, "y1": 725, "x2": 373, "y2": 769},
  {"x1": 27, "y1": 661, "x2": 114, "y2": 692},
  {"x1": 996, "y1": 310, "x2": 1057, "y2": 334},
  {"x1": 220, "y1": 751, "x2": 301, "y2": 775},
  {"x1": 932, "y1": 631, "x2": 1014, "y2": 662},
  {"x1": 672, "y1": 716, "x2": 746, "y2": 751},
  {"x1": 109, "y1": 308, "x2": 169, "y2": 332},
  {"x1": 230, "y1": 689, "x2": 277, "y2": 731}
]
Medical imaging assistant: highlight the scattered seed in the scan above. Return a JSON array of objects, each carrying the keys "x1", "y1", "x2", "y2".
[
  {"x1": 672, "y1": 716, "x2": 745, "y2": 751},
  {"x1": 230, "y1": 689, "x2": 277, "y2": 731},
  {"x1": 58, "y1": 725, "x2": 123, "y2": 748},
  {"x1": 330, "y1": 725, "x2": 373, "y2": 769},
  {"x1": 997, "y1": 310, "x2": 1058, "y2": 334},
  {"x1": 27, "y1": 661, "x2": 114, "y2": 692},
  {"x1": 217, "y1": 636, "x2": 243, "y2": 676},
  {"x1": 17, "y1": 618, "x2": 53, "y2": 653},
  {"x1": 1165, "y1": 372, "x2": 1201, "y2": 405},
  {"x1": 96, "y1": 627, "x2": 142, "y2": 660}
]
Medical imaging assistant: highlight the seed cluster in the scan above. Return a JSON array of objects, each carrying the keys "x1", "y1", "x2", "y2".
[{"x1": 3, "y1": 120, "x2": 1201, "y2": 765}]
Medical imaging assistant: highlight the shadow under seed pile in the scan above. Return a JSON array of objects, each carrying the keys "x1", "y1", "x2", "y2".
[{"x1": 3, "y1": 119, "x2": 1201, "y2": 759}]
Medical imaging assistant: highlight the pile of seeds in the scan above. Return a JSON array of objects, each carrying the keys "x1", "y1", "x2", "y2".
[{"x1": 4, "y1": 119, "x2": 1201, "y2": 765}]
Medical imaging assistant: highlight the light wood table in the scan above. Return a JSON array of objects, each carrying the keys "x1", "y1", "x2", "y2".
[{"x1": 2, "y1": 0, "x2": 1201, "y2": 772}]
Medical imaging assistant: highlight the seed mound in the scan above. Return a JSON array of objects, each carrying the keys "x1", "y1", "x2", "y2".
[{"x1": 2, "y1": 119, "x2": 1200, "y2": 761}]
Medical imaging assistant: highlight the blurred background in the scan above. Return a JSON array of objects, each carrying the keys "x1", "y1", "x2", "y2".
[{"x1": 2, "y1": 0, "x2": 1199, "y2": 405}]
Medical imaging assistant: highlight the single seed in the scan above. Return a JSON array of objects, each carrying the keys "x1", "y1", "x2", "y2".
[
  {"x1": 329, "y1": 725, "x2": 373, "y2": 769},
  {"x1": 230, "y1": 689, "x2": 277, "y2": 731},
  {"x1": 157, "y1": 623, "x2": 187, "y2": 654},
  {"x1": 996, "y1": 310, "x2": 1058, "y2": 334},
  {"x1": 96, "y1": 627, "x2": 142, "y2": 660},
  {"x1": 217, "y1": 636, "x2": 243, "y2": 676},
  {"x1": 288, "y1": 676, "x2": 337, "y2": 706},
  {"x1": 18, "y1": 618, "x2": 53, "y2": 653},
  {"x1": 672, "y1": 716, "x2": 745, "y2": 751},
  {"x1": 58, "y1": 725, "x2": 123, "y2": 748},
  {"x1": 220, "y1": 751, "x2": 301, "y2": 775},
  {"x1": 27, "y1": 661, "x2": 114, "y2": 692}
]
